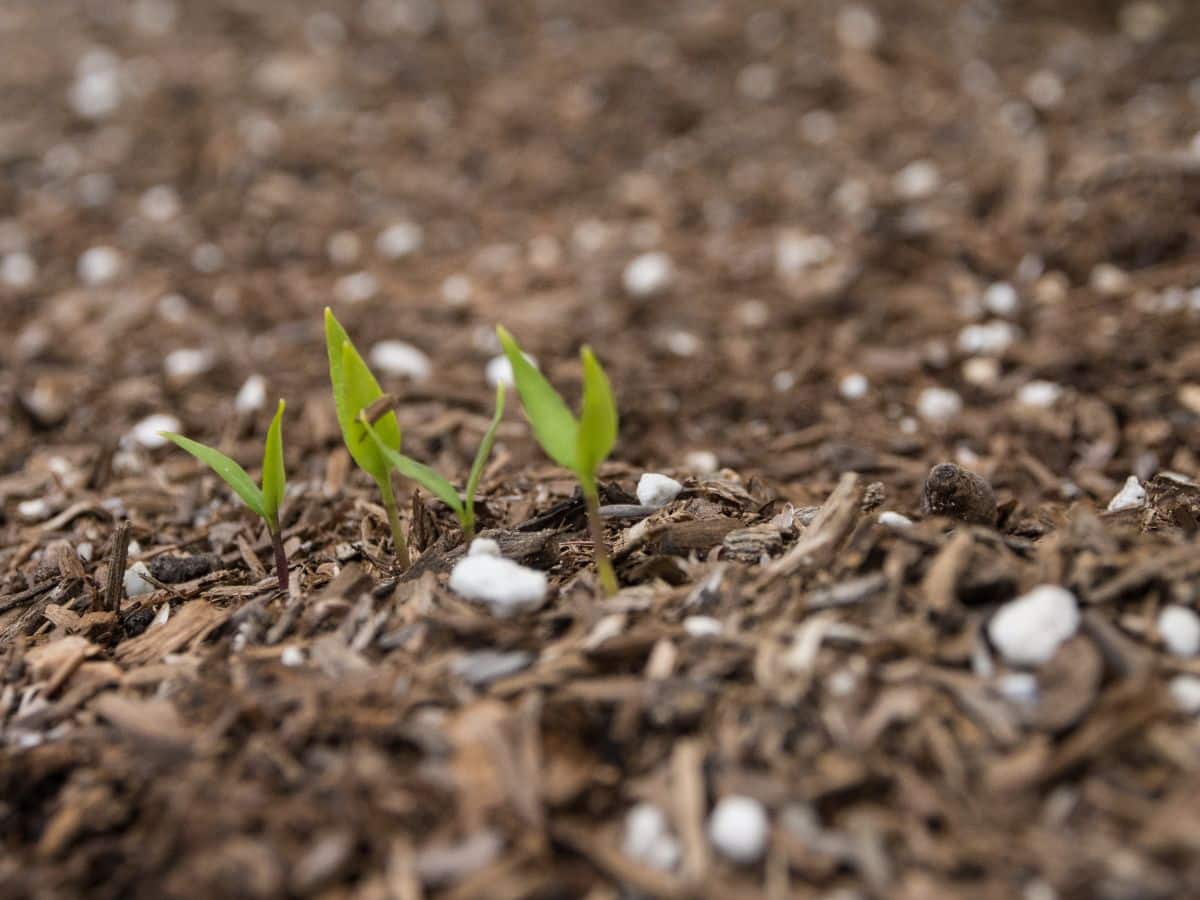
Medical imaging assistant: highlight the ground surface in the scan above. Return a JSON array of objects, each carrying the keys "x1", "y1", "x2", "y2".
[{"x1": 3, "y1": 1, "x2": 1200, "y2": 897}]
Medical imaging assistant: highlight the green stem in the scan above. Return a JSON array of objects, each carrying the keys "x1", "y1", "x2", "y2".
[
  {"x1": 379, "y1": 477, "x2": 411, "y2": 570},
  {"x1": 583, "y1": 479, "x2": 618, "y2": 596}
]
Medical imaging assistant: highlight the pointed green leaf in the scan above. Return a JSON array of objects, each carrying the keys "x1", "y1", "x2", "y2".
[
  {"x1": 496, "y1": 325, "x2": 578, "y2": 471},
  {"x1": 260, "y1": 399, "x2": 286, "y2": 531},
  {"x1": 160, "y1": 432, "x2": 267, "y2": 520},
  {"x1": 576, "y1": 346, "x2": 618, "y2": 478},
  {"x1": 465, "y1": 383, "x2": 505, "y2": 513},
  {"x1": 360, "y1": 415, "x2": 464, "y2": 516},
  {"x1": 325, "y1": 308, "x2": 401, "y2": 488}
]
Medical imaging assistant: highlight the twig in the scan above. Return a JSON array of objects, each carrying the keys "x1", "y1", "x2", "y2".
[{"x1": 103, "y1": 521, "x2": 131, "y2": 614}]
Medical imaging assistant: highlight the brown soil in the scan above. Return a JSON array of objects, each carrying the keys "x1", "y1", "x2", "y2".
[{"x1": 4, "y1": 1, "x2": 1200, "y2": 897}]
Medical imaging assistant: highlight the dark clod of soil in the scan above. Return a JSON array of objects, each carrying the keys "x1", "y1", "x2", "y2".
[
  {"x1": 147, "y1": 553, "x2": 220, "y2": 584},
  {"x1": 922, "y1": 462, "x2": 998, "y2": 526}
]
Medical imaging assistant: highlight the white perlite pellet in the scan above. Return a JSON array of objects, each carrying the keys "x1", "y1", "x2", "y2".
[
  {"x1": 637, "y1": 473, "x2": 682, "y2": 508},
  {"x1": 468, "y1": 538, "x2": 500, "y2": 557},
  {"x1": 684, "y1": 450, "x2": 719, "y2": 475},
  {"x1": 129, "y1": 414, "x2": 180, "y2": 449},
  {"x1": 894, "y1": 159, "x2": 940, "y2": 200},
  {"x1": 280, "y1": 646, "x2": 305, "y2": 667},
  {"x1": 1169, "y1": 675, "x2": 1200, "y2": 714},
  {"x1": 334, "y1": 271, "x2": 377, "y2": 303},
  {"x1": 164, "y1": 348, "x2": 214, "y2": 379},
  {"x1": 369, "y1": 340, "x2": 431, "y2": 380},
  {"x1": 124, "y1": 561, "x2": 155, "y2": 598},
  {"x1": 984, "y1": 282, "x2": 1020, "y2": 317},
  {"x1": 877, "y1": 511, "x2": 913, "y2": 529},
  {"x1": 838, "y1": 372, "x2": 869, "y2": 400},
  {"x1": 235, "y1": 374, "x2": 267, "y2": 413},
  {"x1": 78, "y1": 246, "x2": 122, "y2": 285},
  {"x1": 485, "y1": 351, "x2": 537, "y2": 389},
  {"x1": 70, "y1": 50, "x2": 122, "y2": 119},
  {"x1": 1017, "y1": 380, "x2": 1063, "y2": 409},
  {"x1": 1107, "y1": 476, "x2": 1146, "y2": 512},
  {"x1": 449, "y1": 552, "x2": 547, "y2": 617},
  {"x1": 140, "y1": 185, "x2": 181, "y2": 223},
  {"x1": 622, "y1": 252, "x2": 674, "y2": 298},
  {"x1": 376, "y1": 221, "x2": 423, "y2": 259},
  {"x1": 17, "y1": 499, "x2": 50, "y2": 522},
  {"x1": 987, "y1": 585, "x2": 1080, "y2": 666},
  {"x1": 708, "y1": 795, "x2": 769, "y2": 864},
  {"x1": 1158, "y1": 605, "x2": 1200, "y2": 657},
  {"x1": 1, "y1": 252, "x2": 37, "y2": 289},
  {"x1": 917, "y1": 387, "x2": 962, "y2": 423},
  {"x1": 623, "y1": 803, "x2": 681, "y2": 872},
  {"x1": 835, "y1": 4, "x2": 882, "y2": 51},
  {"x1": 683, "y1": 616, "x2": 723, "y2": 637},
  {"x1": 957, "y1": 321, "x2": 1019, "y2": 356}
]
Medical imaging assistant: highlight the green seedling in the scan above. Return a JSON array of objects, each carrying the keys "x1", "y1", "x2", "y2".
[
  {"x1": 325, "y1": 307, "x2": 410, "y2": 568},
  {"x1": 161, "y1": 400, "x2": 290, "y2": 590},
  {"x1": 360, "y1": 383, "x2": 506, "y2": 542},
  {"x1": 497, "y1": 326, "x2": 619, "y2": 594}
]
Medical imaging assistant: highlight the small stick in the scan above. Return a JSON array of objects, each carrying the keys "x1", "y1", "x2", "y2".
[{"x1": 104, "y1": 521, "x2": 131, "y2": 614}]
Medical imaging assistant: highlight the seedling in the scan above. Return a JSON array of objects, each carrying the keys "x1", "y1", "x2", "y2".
[
  {"x1": 360, "y1": 383, "x2": 506, "y2": 542},
  {"x1": 497, "y1": 326, "x2": 619, "y2": 594},
  {"x1": 161, "y1": 400, "x2": 290, "y2": 590},
  {"x1": 324, "y1": 308, "x2": 410, "y2": 568}
]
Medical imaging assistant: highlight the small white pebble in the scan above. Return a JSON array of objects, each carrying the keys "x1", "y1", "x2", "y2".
[
  {"x1": 917, "y1": 387, "x2": 962, "y2": 424},
  {"x1": 623, "y1": 803, "x2": 681, "y2": 872},
  {"x1": 77, "y1": 246, "x2": 122, "y2": 285},
  {"x1": 191, "y1": 242, "x2": 224, "y2": 273},
  {"x1": 157, "y1": 293, "x2": 190, "y2": 323},
  {"x1": 164, "y1": 348, "x2": 214, "y2": 380},
  {"x1": 129, "y1": 413, "x2": 180, "y2": 449},
  {"x1": 1017, "y1": 380, "x2": 1063, "y2": 408},
  {"x1": 70, "y1": 53, "x2": 122, "y2": 119},
  {"x1": 123, "y1": 561, "x2": 155, "y2": 598},
  {"x1": 996, "y1": 672, "x2": 1039, "y2": 706},
  {"x1": 235, "y1": 374, "x2": 267, "y2": 414},
  {"x1": 369, "y1": 340, "x2": 431, "y2": 380},
  {"x1": 772, "y1": 371, "x2": 796, "y2": 392},
  {"x1": 1025, "y1": 70, "x2": 1065, "y2": 109},
  {"x1": 838, "y1": 372, "x2": 869, "y2": 400},
  {"x1": 623, "y1": 252, "x2": 674, "y2": 298},
  {"x1": 1107, "y1": 476, "x2": 1146, "y2": 512},
  {"x1": 139, "y1": 185, "x2": 180, "y2": 223},
  {"x1": 1120, "y1": 1, "x2": 1168, "y2": 43},
  {"x1": 376, "y1": 221, "x2": 423, "y2": 259},
  {"x1": 836, "y1": 4, "x2": 882, "y2": 51},
  {"x1": 736, "y1": 299, "x2": 770, "y2": 328},
  {"x1": 708, "y1": 795, "x2": 769, "y2": 865},
  {"x1": 684, "y1": 450, "x2": 719, "y2": 475},
  {"x1": 17, "y1": 498, "x2": 50, "y2": 521},
  {"x1": 280, "y1": 646, "x2": 305, "y2": 667},
  {"x1": 449, "y1": 554, "x2": 547, "y2": 617},
  {"x1": 334, "y1": 270, "x2": 377, "y2": 303},
  {"x1": 77, "y1": 542, "x2": 94, "y2": 562},
  {"x1": 683, "y1": 616, "x2": 723, "y2": 637},
  {"x1": 1, "y1": 252, "x2": 37, "y2": 289},
  {"x1": 326, "y1": 230, "x2": 361, "y2": 266},
  {"x1": 664, "y1": 330, "x2": 701, "y2": 358},
  {"x1": 894, "y1": 160, "x2": 940, "y2": 200},
  {"x1": 737, "y1": 62, "x2": 777, "y2": 101},
  {"x1": 441, "y1": 273, "x2": 473, "y2": 307},
  {"x1": 800, "y1": 109, "x2": 837, "y2": 145},
  {"x1": 485, "y1": 351, "x2": 536, "y2": 389},
  {"x1": 468, "y1": 538, "x2": 501, "y2": 557},
  {"x1": 1090, "y1": 263, "x2": 1130, "y2": 296},
  {"x1": 984, "y1": 281, "x2": 1020, "y2": 317},
  {"x1": 637, "y1": 473, "x2": 683, "y2": 508},
  {"x1": 987, "y1": 585, "x2": 1080, "y2": 666},
  {"x1": 775, "y1": 231, "x2": 833, "y2": 277},
  {"x1": 962, "y1": 356, "x2": 1000, "y2": 386},
  {"x1": 1158, "y1": 605, "x2": 1200, "y2": 657},
  {"x1": 957, "y1": 321, "x2": 1019, "y2": 356},
  {"x1": 877, "y1": 511, "x2": 913, "y2": 529},
  {"x1": 1169, "y1": 675, "x2": 1200, "y2": 713}
]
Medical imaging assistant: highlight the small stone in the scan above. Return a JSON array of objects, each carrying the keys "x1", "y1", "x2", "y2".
[
  {"x1": 984, "y1": 281, "x2": 1020, "y2": 317},
  {"x1": 775, "y1": 231, "x2": 833, "y2": 276},
  {"x1": 957, "y1": 320, "x2": 1019, "y2": 356},
  {"x1": 922, "y1": 462, "x2": 997, "y2": 525},
  {"x1": 123, "y1": 561, "x2": 155, "y2": 598},
  {"x1": 485, "y1": 351, "x2": 536, "y2": 388},
  {"x1": 1168, "y1": 675, "x2": 1200, "y2": 713},
  {"x1": 683, "y1": 616, "x2": 723, "y2": 637},
  {"x1": 441, "y1": 274, "x2": 473, "y2": 307},
  {"x1": 70, "y1": 51, "x2": 122, "y2": 119},
  {"x1": 164, "y1": 348, "x2": 214, "y2": 380},
  {"x1": 235, "y1": 374, "x2": 267, "y2": 413},
  {"x1": 139, "y1": 185, "x2": 181, "y2": 222},
  {"x1": 369, "y1": 341, "x2": 431, "y2": 380},
  {"x1": 468, "y1": 538, "x2": 501, "y2": 557},
  {"x1": 376, "y1": 221, "x2": 423, "y2": 259},
  {"x1": 129, "y1": 414, "x2": 181, "y2": 449},
  {"x1": 334, "y1": 271, "x2": 377, "y2": 303},
  {"x1": 78, "y1": 246, "x2": 122, "y2": 285},
  {"x1": 1017, "y1": 380, "x2": 1062, "y2": 408},
  {"x1": 1107, "y1": 476, "x2": 1146, "y2": 512},
  {"x1": 917, "y1": 387, "x2": 962, "y2": 424},
  {"x1": 962, "y1": 356, "x2": 1000, "y2": 386},
  {"x1": 877, "y1": 510, "x2": 913, "y2": 529},
  {"x1": 1025, "y1": 70, "x2": 1065, "y2": 109},
  {"x1": 894, "y1": 160, "x2": 940, "y2": 200},
  {"x1": 836, "y1": 4, "x2": 882, "y2": 51},
  {"x1": 1090, "y1": 263, "x2": 1131, "y2": 297},
  {"x1": 449, "y1": 554, "x2": 547, "y2": 617},
  {"x1": 326, "y1": 230, "x2": 361, "y2": 266},
  {"x1": 637, "y1": 473, "x2": 682, "y2": 508},
  {"x1": 838, "y1": 372, "x2": 869, "y2": 400},
  {"x1": 1, "y1": 252, "x2": 37, "y2": 289},
  {"x1": 623, "y1": 803, "x2": 681, "y2": 872},
  {"x1": 708, "y1": 795, "x2": 769, "y2": 864},
  {"x1": 17, "y1": 498, "x2": 51, "y2": 521},
  {"x1": 622, "y1": 252, "x2": 674, "y2": 298},
  {"x1": 191, "y1": 242, "x2": 224, "y2": 273},
  {"x1": 1158, "y1": 605, "x2": 1200, "y2": 657},
  {"x1": 996, "y1": 671, "x2": 1039, "y2": 707},
  {"x1": 148, "y1": 553, "x2": 218, "y2": 584},
  {"x1": 281, "y1": 646, "x2": 305, "y2": 667},
  {"x1": 987, "y1": 585, "x2": 1080, "y2": 666},
  {"x1": 684, "y1": 450, "x2": 719, "y2": 475}
]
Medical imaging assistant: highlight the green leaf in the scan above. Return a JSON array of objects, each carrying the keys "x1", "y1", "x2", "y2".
[
  {"x1": 465, "y1": 383, "x2": 505, "y2": 516},
  {"x1": 160, "y1": 432, "x2": 266, "y2": 520},
  {"x1": 260, "y1": 399, "x2": 286, "y2": 531},
  {"x1": 576, "y1": 346, "x2": 618, "y2": 478},
  {"x1": 360, "y1": 415, "x2": 464, "y2": 517},
  {"x1": 325, "y1": 307, "x2": 402, "y2": 489},
  {"x1": 496, "y1": 325, "x2": 578, "y2": 471}
]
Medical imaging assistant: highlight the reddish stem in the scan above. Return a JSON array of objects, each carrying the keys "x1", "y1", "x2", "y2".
[{"x1": 271, "y1": 529, "x2": 289, "y2": 592}]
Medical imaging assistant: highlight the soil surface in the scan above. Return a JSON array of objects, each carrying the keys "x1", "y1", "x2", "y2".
[{"x1": 4, "y1": 1, "x2": 1200, "y2": 898}]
